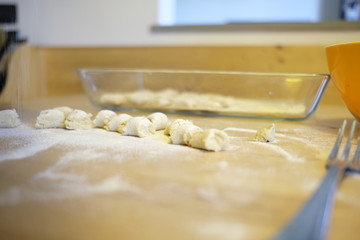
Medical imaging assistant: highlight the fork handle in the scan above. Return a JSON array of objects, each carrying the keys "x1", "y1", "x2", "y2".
[{"x1": 272, "y1": 165, "x2": 345, "y2": 240}]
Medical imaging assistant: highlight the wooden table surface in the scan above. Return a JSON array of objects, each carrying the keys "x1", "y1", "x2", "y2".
[{"x1": 1, "y1": 95, "x2": 359, "y2": 240}]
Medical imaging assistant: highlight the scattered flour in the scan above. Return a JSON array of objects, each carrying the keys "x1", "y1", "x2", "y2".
[
  {"x1": 224, "y1": 127, "x2": 318, "y2": 146},
  {"x1": 223, "y1": 127, "x2": 257, "y2": 134},
  {"x1": 249, "y1": 141, "x2": 305, "y2": 162},
  {"x1": 0, "y1": 175, "x2": 140, "y2": 205},
  {"x1": 190, "y1": 219, "x2": 248, "y2": 240},
  {"x1": 0, "y1": 124, "x2": 193, "y2": 162},
  {"x1": 0, "y1": 123, "x2": 197, "y2": 205},
  {"x1": 0, "y1": 123, "x2": 320, "y2": 206},
  {"x1": 224, "y1": 127, "x2": 306, "y2": 162},
  {"x1": 337, "y1": 190, "x2": 360, "y2": 210}
]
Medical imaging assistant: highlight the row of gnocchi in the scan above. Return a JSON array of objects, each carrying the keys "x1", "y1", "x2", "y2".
[
  {"x1": 34, "y1": 107, "x2": 229, "y2": 151},
  {"x1": 0, "y1": 108, "x2": 275, "y2": 152}
]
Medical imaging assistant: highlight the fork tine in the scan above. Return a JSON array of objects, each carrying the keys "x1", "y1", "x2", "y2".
[
  {"x1": 273, "y1": 120, "x2": 358, "y2": 240},
  {"x1": 328, "y1": 120, "x2": 347, "y2": 164},
  {"x1": 353, "y1": 130, "x2": 360, "y2": 163},
  {"x1": 340, "y1": 120, "x2": 357, "y2": 162}
]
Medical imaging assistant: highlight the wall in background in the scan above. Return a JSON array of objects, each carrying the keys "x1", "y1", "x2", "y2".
[{"x1": 1, "y1": 0, "x2": 360, "y2": 46}]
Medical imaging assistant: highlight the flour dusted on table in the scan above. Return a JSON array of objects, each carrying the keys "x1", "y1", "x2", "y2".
[{"x1": 0, "y1": 109, "x2": 21, "y2": 128}]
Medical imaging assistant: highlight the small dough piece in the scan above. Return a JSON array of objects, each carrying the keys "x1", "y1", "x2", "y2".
[
  {"x1": 147, "y1": 112, "x2": 168, "y2": 131},
  {"x1": 147, "y1": 130, "x2": 171, "y2": 144},
  {"x1": 164, "y1": 119, "x2": 192, "y2": 135},
  {"x1": 93, "y1": 109, "x2": 117, "y2": 129},
  {"x1": 35, "y1": 109, "x2": 65, "y2": 129},
  {"x1": 170, "y1": 123, "x2": 202, "y2": 145},
  {"x1": 0, "y1": 109, "x2": 21, "y2": 128},
  {"x1": 171, "y1": 95, "x2": 196, "y2": 109},
  {"x1": 54, "y1": 106, "x2": 73, "y2": 118},
  {"x1": 254, "y1": 123, "x2": 275, "y2": 142},
  {"x1": 127, "y1": 90, "x2": 155, "y2": 106},
  {"x1": 107, "y1": 113, "x2": 132, "y2": 132},
  {"x1": 188, "y1": 129, "x2": 229, "y2": 151},
  {"x1": 100, "y1": 93, "x2": 127, "y2": 105},
  {"x1": 147, "y1": 89, "x2": 178, "y2": 107},
  {"x1": 123, "y1": 116, "x2": 155, "y2": 137},
  {"x1": 158, "y1": 88, "x2": 179, "y2": 97},
  {"x1": 65, "y1": 109, "x2": 93, "y2": 130}
]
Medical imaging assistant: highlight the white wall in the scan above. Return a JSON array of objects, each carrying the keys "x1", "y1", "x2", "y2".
[{"x1": 1, "y1": 0, "x2": 360, "y2": 46}]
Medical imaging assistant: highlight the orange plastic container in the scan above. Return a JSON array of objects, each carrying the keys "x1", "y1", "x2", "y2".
[{"x1": 326, "y1": 42, "x2": 360, "y2": 120}]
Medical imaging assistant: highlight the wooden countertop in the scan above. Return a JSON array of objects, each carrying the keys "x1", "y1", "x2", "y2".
[{"x1": 1, "y1": 95, "x2": 359, "y2": 240}]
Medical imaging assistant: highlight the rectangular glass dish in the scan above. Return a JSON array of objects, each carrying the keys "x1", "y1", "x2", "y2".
[{"x1": 78, "y1": 68, "x2": 330, "y2": 120}]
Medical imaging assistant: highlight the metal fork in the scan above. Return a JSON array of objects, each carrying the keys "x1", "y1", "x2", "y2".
[{"x1": 273, "y1": 120, "x2": 360, "y2": 240}]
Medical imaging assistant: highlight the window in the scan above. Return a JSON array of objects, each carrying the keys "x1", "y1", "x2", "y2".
[{"x1": 157, "y1": 0, "x2": 355, "y2": 26}]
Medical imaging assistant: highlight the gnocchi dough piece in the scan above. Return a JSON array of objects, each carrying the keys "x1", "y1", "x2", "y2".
[
  {"x1": 147, "y1": 130, "x2": 171, "y2": 144},
  {"x1": 35, "y1": 109, "x2": 65, "y2": 129},
  {"x1": 188, "y1": 129, "x2": 229, "y2": 151},
  {"x1": 254, "y1": 123, "x2": 275, "y2": 142},
  {"x1": 93, "y1": 109, "x2": 117, "y2": 129},
  {"x1": 147, "y1": 112, "x2": 168, "y2": 131},
  {"x1": 0, "y1": 109, "x2": 21, "y2": 128},
  {"x1": 123, "y1": 116, "x2": 155, "y2": 137},
  {"x1": 54, "y1": 106, "x2": 73, "y2": 118},
  {"x1": 127, "y1": 90, "x2": 155, "y2": 106},
  {"x1": 170, "y1": 123, "x2": 202, "y2": 145},
  {"x1": 65, "y1": 109, "x2": 93, "y2": 130},
  {"x1": 171, "y1": 95, "x2": 196, "y2": 109},
  {"x1": 107, "y1": 113, "x2": 132, "y2": 132},
  {"x1": 164, "y1": 119, "x2": 193, "y2": 135},
  {"x1": 100, "y1": 93, "x2": 127, "y2": 105},
  {"x1": 158, "y1": 88, "x2": 179, "y2": 97}
]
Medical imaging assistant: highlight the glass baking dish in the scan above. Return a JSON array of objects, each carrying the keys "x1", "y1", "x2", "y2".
[{"x1": 78, "y1": 68, "x2": 330, "y2": 120}]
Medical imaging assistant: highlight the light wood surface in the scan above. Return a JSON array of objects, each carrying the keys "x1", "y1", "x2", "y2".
[
  {"x1": 0, "y1": 95, "x2": 359, "y2": 240},
  {"x1": 1, "y1": 44, "x2": 359, "y2": 240}
]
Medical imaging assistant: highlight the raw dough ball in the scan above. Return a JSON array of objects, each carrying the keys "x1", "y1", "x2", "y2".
[
  {"x1": 65, "y1": 109, "x2": 93, "y2": 130},
  {"x1": 35, "y1": 109, "x2": 65, "y2": 129},
  {"x1": 93, "y1": 109, "x2": 117, "y2": 129},
  {"x1": 147, "y1": 131, "x2": 171, "y2": 144},
  {"x1": 100, "y1": 93, "x2": 127, "y2": 105},
  {"x1": 189, "y1": 129, "x2": 229, "y2": 151},
  {"x1": 170, "y1": 123, "x2": 202, "y2": 145},
  {"x1": 0, "y1": 109, "x2": 21, "y2": 128},
  {"x1": 107, "y1": 113, "x2": 132, "y2": 132},
  {"x1": 254, "y1": 123, "x2": 275, "y2": 142},
  {"x1": 123, "y1": 116, "x2": 155, "y2": 137},
  {"x1": 164, "y1": 119, "x2": 192, "y2": 135},
  {"x1": 147, "y1": 96, "x2": 171, "y2": 108},
  {"x1": 171, "y1": 94, "x2": 196, "y2": 109},
  {"x1": 127, "y1": 90, "x2": 155, "y2": 106},
  {"x1": 147, "y1": 112, "x2": 168, "y2": 131},
  {"x1": 158, "y1": 88, "x2": 179, "y2": 97},
  {"x1": 54, "y1": 106, "x2": 73, "y2": 118}
]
